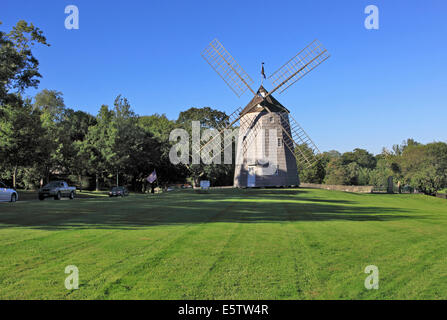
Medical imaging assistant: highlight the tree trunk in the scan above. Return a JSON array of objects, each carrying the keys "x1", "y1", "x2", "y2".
[
  {"x1": 13, "y1": 165, "x2": 18, "y2": 189},
  {"x1": 95, "y1": 173, "x2": 99, "y2": 191},
  {"x1": 46, "y1": 167, "x2": 50, "y2": 185},
  {"x1": 78, "y1": 174, "x2": 82, "y2": 192}
]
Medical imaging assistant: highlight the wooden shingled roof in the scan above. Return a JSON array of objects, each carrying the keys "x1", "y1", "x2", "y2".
[{"x1": 240, "y1": 86, "x2": 290, "y2": 116}]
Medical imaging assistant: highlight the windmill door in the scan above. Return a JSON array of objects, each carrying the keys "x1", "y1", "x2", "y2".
[{"x1": 247, "y1": 166, "x2": 256, "y2": 187}]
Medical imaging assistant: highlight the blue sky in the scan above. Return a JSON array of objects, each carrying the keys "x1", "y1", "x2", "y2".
[{"x1": 2, "y1": 0, "x2": 447, "y2": 154}]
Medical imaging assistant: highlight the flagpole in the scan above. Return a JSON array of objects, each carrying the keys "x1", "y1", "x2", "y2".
[{"x1": 261, "y1": 62, "x2": 265, "y2": 86}]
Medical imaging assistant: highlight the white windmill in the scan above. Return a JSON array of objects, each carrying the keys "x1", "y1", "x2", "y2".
[{"x1": 198, "y1": 39, "x2": 330, "y2": 187}]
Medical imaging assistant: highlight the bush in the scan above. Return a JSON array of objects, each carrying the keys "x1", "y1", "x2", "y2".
[{"x1": 410, "y1": 167, "x2": 444, "y2": 195}]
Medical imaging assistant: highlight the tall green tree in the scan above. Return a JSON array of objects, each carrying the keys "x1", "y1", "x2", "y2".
[
  {"x1": 399, "y1": 142, "x2": 447, "y2": 194},
  {"x1": 0, "y1": 20, "x2": 49, "y2": 104},
  {"x1": 324, "y1": 157, "x2": 349, "y2": 185},
  {"x1": 32, "y1": 89, "x2": 66, "y2": 182},
  {"x1": 111, "y1": 95, "x2": 161, "y2": 189},
  {"x1": 176, "y1": 107, "x2": 233, "y2": 187},
  {"x1": 138, "y1": 114, "x2": 187, "y2": 188},
  {"x1": 342, "y1": 148, "x2": 376, "y2": 169},
  {"x1": 60, "y1": 109, "x2": 96, "y2": 188},
  {"x1": 0, "y1": 20, "x2": 49, "y2": 187},
  {"x1": 80, "y1": 105, "x2": 115, "y2": 190},
  {"x1": 0, "y1": 100, "x2": 45, "y2": 187},
  {"x1": 79, "y1": 97, "x2": 163, "y2": 191},
  {"x1": 138, "y1": 114, "x2": 175, "y2": 140}
]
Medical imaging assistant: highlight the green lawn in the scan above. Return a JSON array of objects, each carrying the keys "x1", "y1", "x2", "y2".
[{"x1": 0, "y1": 188, "x2": 446, "y2": 299}]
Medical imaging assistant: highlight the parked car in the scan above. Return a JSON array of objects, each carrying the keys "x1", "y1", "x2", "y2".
[
  {"x1": 0, "y1": 181, "x2": 18, "y2": 202},
  {"x1": 109, "y1": 186, "x2": 129, "y2": 197},
  {"x1": 38, "y1": 181, "x2": 76, "y2": 200}
]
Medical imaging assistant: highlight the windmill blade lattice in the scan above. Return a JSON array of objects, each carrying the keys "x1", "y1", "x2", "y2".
[
  {"x1": 240, "y1": 117, "x2": 262, "y2": 155},
  {"x1": 198, "y1": 110, "x2": 263, "y2": 163},
  {"x1": 268, "y1": 39, "x2": 330, "y2": 96},
  {"x1": 192, "y1": 106, "x2": 244, "y2": 158},
  {"x1": 202, "y1": 39, "x2": 256, "y2": 97},
  {"x1": 277, "y1": 112, "x2": 320, "y2": 167},
  {"x1": 259, "y1": 105, "x2": 319, "y2": 168}
]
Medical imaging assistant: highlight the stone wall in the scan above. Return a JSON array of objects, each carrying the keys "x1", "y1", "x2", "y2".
[{"x1": 300, "y1": 183, "x2": 374, "y2": 193}]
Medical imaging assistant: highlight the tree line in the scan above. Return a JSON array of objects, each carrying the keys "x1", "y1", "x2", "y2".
[
  {"x1": 1, "y1": 20, "x2": 446, "y2": 194},
  {"x1": 298, "y1": 139, "x2": 447, "y2": 195}
]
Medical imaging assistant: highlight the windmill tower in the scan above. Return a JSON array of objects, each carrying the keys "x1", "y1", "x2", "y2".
[{"x1": 198, "y1": 39, "x2": 330, "y2": 187}]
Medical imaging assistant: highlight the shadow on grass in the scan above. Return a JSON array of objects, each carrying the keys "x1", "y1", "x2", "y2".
[
  {"x1": 0, "y1": 188, "x2": 421, "y2": 230},
  {"x1": 14, "y1": 190, "x2": 107, "y2": 201}
]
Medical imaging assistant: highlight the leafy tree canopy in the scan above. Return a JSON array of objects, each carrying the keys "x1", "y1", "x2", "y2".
[{"x1": 0, "y1": 20, "x2": 49, "y2": 104}]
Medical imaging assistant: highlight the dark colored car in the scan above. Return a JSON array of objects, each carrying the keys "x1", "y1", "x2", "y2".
[
  {"x1": 109, "y1": 186, "x2": 129, "y2": 197},
  {"x1": 38, "y1": 181, "x2": 76, "y2": 200}
]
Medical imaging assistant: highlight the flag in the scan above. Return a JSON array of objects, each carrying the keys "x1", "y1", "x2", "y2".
[
  {"x1": 147, "y1": 170, "x2": 157, "y2": 183},
  {"x1": 261, "y1": 62, "x2": 266, "y2": 79}
]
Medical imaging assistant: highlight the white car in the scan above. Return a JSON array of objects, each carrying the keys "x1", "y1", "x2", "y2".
[{"x1": 0, "y1": 181, "x2": 18, "y2": 202}]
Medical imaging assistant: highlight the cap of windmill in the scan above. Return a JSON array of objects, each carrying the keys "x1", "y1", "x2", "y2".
[{"x1": 239, "y1": 86, "x2": 289, "y2": 116}]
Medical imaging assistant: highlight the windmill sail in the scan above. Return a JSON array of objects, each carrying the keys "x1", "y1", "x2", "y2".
[
  {"x1": 200, "y1": 38, "x2": 329, "y2": 184},
  {"x1": 277, "y1": 112, "x2": 320, "y2": 167},
  {"x1": 268, "y1": 39, "x2": 330, "y2": 96},
  {"x1": 192, "y1": 106, "x2": 244, "y2": 159},
  {"x1": 202, "y1": 39, "x2": 256, "y2": 97},
  {"x1": 195, "y1": 107, "x2": 264, "y2": 163}
]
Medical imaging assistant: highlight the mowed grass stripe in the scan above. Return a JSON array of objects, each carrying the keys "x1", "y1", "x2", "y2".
[
  {"x1": 188, "y1": 200, "x2": 299, "y2": 299},
  {"x1": 280, "y1": 192, "x2": 447, "y2": 299},
  {"x1": 93, "y1": 197, "x2": 240, "y2": 299},
  {"x1": 282, "y1": 203, "x2": 321, "y2": 299},
  {"x1": 0, "y1": 196, "x2": 203, "y2": 299},
  {"x1": 192, "y1": 200, "x2": 269, "y2": 299},
  {"x1": 0, "y1": 188, "x2": 446, "y2": 299}
]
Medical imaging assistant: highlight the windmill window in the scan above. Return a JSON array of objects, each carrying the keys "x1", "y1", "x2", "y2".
[
  {"x1": 277, "y1": 138, "x2": 282, "y2": 147},
  {"x1": 269, "y1": 116, "x2": 274, "y2": 123}
]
